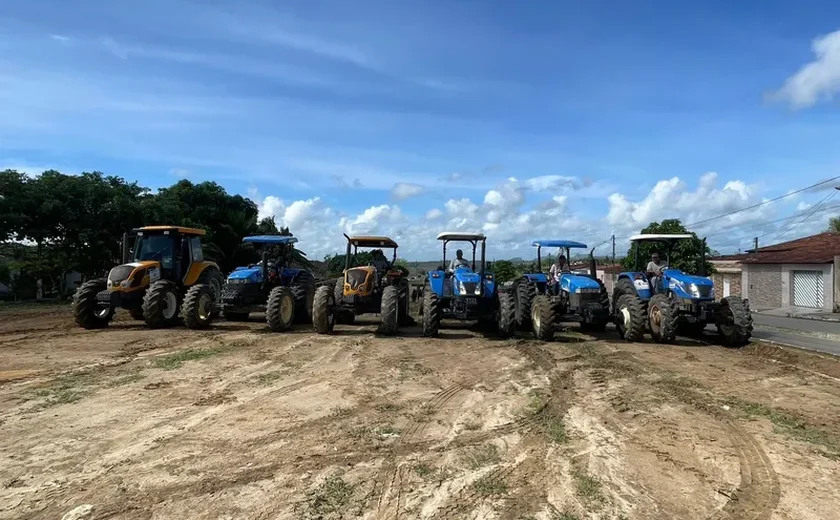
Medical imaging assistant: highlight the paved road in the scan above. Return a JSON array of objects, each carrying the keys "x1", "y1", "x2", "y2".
[{"x1": 748, "y1": 313, "x2": 840, "y2": 356}]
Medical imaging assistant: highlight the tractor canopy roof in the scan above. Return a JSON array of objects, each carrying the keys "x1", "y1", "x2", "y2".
[
  {"x1": 242, "y1": 235, "x2": 299, "y2": 245},
  {"x1": 629, "y1": 233, "x2": 695, "y2": 244},
  {"x1": 347, "y1": 235, "x2": 398, "y2": 248},
  {"x1": 134, "y1": 225, "x2": 206, "y2": 236},
  {"x1": 436, "y1": 231, "x2": 486, "y2": 242},
  {"x1": 531, "y1": 239, "x2": 587, "y2": 249}
]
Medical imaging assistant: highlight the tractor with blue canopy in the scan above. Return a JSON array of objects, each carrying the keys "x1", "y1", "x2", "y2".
[
  {"x1": 182, "y1": 235, "x2": 315, "y2": 332},
  {"x1": 512, "y1": 239, "x2": 611, "y2": 340},
  {"x1": 419, "y1": 231, "x2": 515, "y2": 338},
  {"x1": 612, "y1": 233, "x2": 752, "y2": 346}
]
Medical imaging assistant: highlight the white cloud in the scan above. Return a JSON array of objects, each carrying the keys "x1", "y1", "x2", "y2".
[
  {"x1": 425, "y1": 208, "x2": 443, "y2": 220},
  {"x1": 340, "y1": 204, "x2": 403, "y2": 236},
  {"x1": 770, "y1": 28, "x2": 840, "y2": 109},
  {"x1": 390, "y1": 182, "x2": 426, "y2": 200},
  {"x1": 526, "y1": 175, "x2": 576, "y2": 191}
]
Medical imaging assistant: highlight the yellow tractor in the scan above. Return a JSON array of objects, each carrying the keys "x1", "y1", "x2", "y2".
[
  {"x1": 72, "y1": 226, "x2": 224, "y2": 329},
  {"x1": 312, "y1": 234, "x2": 411, "y2": 335}
]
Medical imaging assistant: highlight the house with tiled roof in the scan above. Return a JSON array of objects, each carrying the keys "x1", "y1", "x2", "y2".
[{"x1": 740, "y1": 232, "x2": 840, "y2": 312}]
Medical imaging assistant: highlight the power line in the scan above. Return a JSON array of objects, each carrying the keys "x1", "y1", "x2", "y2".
[
  {"x1": 766, "y1": 190, "x2": 837, "y2": 243},
  {"x1": 703, "y1": 202, "x2": 840, "y2": 240},
  {"x1": 685, "y1": 175, "x2": 840, "y2": 228}
]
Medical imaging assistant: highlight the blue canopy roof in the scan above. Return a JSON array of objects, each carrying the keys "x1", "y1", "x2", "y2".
[
  {"x1": 242, "y1": 235, "x2": 299, "y2": 245},
  {"x1": 531, "y1": 240, "x2": 588, "y2": 249}
]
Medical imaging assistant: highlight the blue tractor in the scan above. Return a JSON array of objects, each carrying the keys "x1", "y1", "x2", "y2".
[
  {"x1": 512, "y1": 240, "x2": 611, "y2": 341},
  {"x1": 182, "y1": 235, "x2": 315, "y2": 332},
  {"x1": 613, "y1": 234, "x2": 753, "y2": 346},
  {"x1": 420, "y1": 232, "x2": 515, "y2": 338}
]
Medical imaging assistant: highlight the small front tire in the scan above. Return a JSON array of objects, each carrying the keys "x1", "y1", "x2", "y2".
[
  {"x1": 72, "y1": 279, "x2": 113, "y2": 329},
  {"x1": 497, "y1": 291, "x2": 516, "y2": 338},
  {"x1": 266, "y1": 286, "x2": 296, "y2": 332},
  {"x1": 379, "y1": 285, "x2": 400, "y2": 335},
  {"x1": 312, "y1": 285, "x2": 336, "y2": 334},
  {"x1": 142, "y1": 280, "x2": 180, "y2": 329},
  {"x1": 422, "y1": 290, "x2": 441, "y2": 338},
  {"x1": 182, "y1": 284, "x2": 215, "y2": 330},
  {"x1": 531, "y1": 295, "x2": 557, "y2": 341}
]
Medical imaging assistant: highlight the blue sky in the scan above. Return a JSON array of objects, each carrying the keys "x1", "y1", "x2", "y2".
[{"x1": 2, "y1": 0, "x2": 840, "y2": 259}]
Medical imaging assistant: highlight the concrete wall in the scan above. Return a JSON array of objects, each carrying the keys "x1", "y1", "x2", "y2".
[
  {"x1": 742, "y1": 264, "x2": 782, "y2": 310},
  {"x1": 780, "y1": 263, "x2": 835, "y2": 311}
]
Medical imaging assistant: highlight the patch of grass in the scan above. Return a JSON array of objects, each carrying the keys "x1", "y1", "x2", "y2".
[
  {"x1": 29, "y1": 371, "x2": 101, "y2": 409},
  {"x1": 375, "y1": 402, "x2": 401, "y2": 413},
  {"x1": 255, "y1": 370, "x2": 284, "y2": 386},
  {"x1": 154, "y1": 346, "x2": 230, "y2": 370},
  {"x1": 462, "y1": 419, "x2": 482, "y2": 431},
  {"x1": 548, "y1": 511, "x2": 581, "y2": 520},
  {"x1": 330, "y1": 407, "x2": 352, "y2": 418},
  {"x1": 472, "y1": 474, "x2": 508, "y2": 496},
  {"x1": 735, "y1": 399, "x2": 840, "y2": 458},
  {"x1": 375, "y1": 424, "x2": 400, "y2": 438},
  {"x1": 301, "y1": 473, "x2": 357, "y2": 520},
  {"x1": 526, "y1": 388, "x2": 568, "y2": 444},
  {"x1": 461, "y1": 443, "x2": 501, "y2": 470},
  {"x1": 414, "y1": 463, "x2": 434, "y2": 479},
  {"x1": 572, "y1": 467, "x2": 603, "y2": 503},
  {"x1": 107, "y1": 373, "x2": 146, "y2": 387}
]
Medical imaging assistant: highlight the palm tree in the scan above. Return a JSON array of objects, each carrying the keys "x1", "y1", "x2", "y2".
[{"x1": 830, "y1": 216, "x2": 840, "y2": 233}]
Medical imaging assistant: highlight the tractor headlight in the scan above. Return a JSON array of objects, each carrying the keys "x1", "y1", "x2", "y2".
[
  {"x1": 107, "y1": 280, "x2": 113, "y2": 289},
  {"x1": 688, "y1": 283, "x2": 700, "y2": 298},
  {"x1": 120, "y1": 280, "x2": 131, "y2": 288},
  {"x1": 474, "y1": 285, "x2": 481, "y2": 295},
  {"x1": 459, "y1": 281, "x2": 466, "y2": 295}
]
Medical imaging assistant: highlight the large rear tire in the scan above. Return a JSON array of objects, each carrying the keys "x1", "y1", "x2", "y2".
[
  {"x1": 648, "y1": 293, "x2": 677, "y2": 343},
  {"x1": 614, "y1": 293, "x2": 646, "y2": 341},
  {"x1": 291, "y1": 271, "x2": 316, "y2": 324},
  {"x1": 196, "y1": 267, "x2": 224, "y2": 318},
  {"x1": 182, "y1": 284, "x2": 214, "y2": 330},
  {"x1": 266, "y1": 286, "x2": 296, "y2": 332},
  {"x1": 515, "y1": 279, "x2": 536, "y2": 331},
  {"x1": 379, "y1": 285, "x2": 400, "y2": 335},
  {"x1": 72, "y1": 279, "x2": 113, "y2": 329},
  {"x1": 717, "y1": 296, "x2": 753, "y2": 347},
  {"x1": 531, "y1": 295, "x2": 556, "y2": 341},
  {"x1": 142, "y1": 280, "x2": 180, "y2": 329},
  {"x1": 497, "y1": 291, "x2": 516, "y2": 338},
  {"x1": 422, "y1": 290, "x2": 441, "y2": 338},
  {"x1": 312, "y1": 285, "x2": 335, "y2": 334}
]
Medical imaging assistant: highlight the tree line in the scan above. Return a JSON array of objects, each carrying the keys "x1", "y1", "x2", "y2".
[{"x1": 0, "y1": 169, "x2": 290, "y2": 299}]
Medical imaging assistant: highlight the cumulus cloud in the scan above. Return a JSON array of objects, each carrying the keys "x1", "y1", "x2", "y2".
[
  {"x1": 340, "y1": 204, "x2": 403, "y2": 235},
  {"x1": 770, "y1": 28, "x2": 840, "y2": 109},
  {"x1": 390, "y1": 182, "x2": 426, "y2": 200},
  {"x1": 425, "y1": 208, "x2": 443, "y2": 220}
]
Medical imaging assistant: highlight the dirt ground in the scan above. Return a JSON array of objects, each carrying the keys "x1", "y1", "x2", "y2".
[{"x1": 2, "y1": 305, "x2": 840, "y2": 520}]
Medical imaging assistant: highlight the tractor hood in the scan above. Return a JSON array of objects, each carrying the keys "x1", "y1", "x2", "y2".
[
  {"x1": 559, "y1": 273, "x2": 601, "y2": 294},
  {"x1": 227, "y1": 266, "x2": 263, "y2": 284},
  {"x1": 107, "y1": 261, "x2": 159, "y2": 290},
  {"x1": 524, "y1": 272, "x2": 548, "y2": 284},
  {"x1": 453, "y1": 270, "x2": 480, "y2": 284},
  {"x1": 663, "y1": 268, "x2": 714, "y2": 298}
]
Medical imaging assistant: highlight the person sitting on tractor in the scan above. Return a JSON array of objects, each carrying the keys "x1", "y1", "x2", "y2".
[
  {"x1": 370, "y1": 249, "x2": 391, "y2": 272},
  {"x1": 549, "y1": 254, "x2": 570, "y2": 295},
  {"x1": 646, "y1": 252, "x2": 667, "y2": 292},
  {"x1": 448, "y1": 249, "x2": 470, "y2": 273}
]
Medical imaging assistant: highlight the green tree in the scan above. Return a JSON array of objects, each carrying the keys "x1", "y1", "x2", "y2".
[
  {"x1": 829, "y1": 216, "x2": 840, "y2": 233},
  {"x1": 492, "y1": 259, "x2": 519, "y2": 283},
  {"x1": 622, "y1": 219, "x2": 714, "y2": 274}
]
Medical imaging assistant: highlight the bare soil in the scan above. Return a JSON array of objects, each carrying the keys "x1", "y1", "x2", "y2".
[{"x1": 1, "y1": 305, "x2": 840, "y2": 520}]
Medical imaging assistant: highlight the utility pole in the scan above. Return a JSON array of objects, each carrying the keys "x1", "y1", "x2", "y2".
[
  {"x1": 611, "y1": 235, "x2": 616, "y2": 265},
  {"x1": 753, "y1": 237, "x2": 758, "y2": 252}
]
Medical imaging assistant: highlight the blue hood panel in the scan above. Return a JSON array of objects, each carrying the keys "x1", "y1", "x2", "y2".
[
  {"x1": 525, "y1": 272, "x2": 548, "y2": 284},
  {"x1": 454, "y1": 271, "x2": 480, "y2": 284},
  {"x1": 228, "y1": 266, "x2": 263, "y2": 284},
  {"x1": 664, "y1": 269, "x2": 712, "y2": 286},
  {"x1": 560, "y1": 274, "x2": 601, "y2": 293}
]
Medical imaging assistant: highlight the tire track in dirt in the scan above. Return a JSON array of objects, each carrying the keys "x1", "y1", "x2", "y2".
[{"x1": 371, "y1": 380, "x2": 474, "y2": 520}]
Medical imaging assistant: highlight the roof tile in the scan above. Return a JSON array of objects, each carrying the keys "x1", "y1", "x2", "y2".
[{"x1": 741, "y1": 232, "x2": 840, "y2": 264}]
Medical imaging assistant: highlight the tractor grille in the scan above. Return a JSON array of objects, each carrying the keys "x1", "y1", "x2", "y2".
[
  {"x1": 346, "y1": 270, "x2": 371, "y2": 291},
  {"x1": 108, "y1": 265, "x2": 134, "y2": 284},
  {"x1": 222, "y1": 283, "x2": 263, "y2": 305},
  {"x1": 460, "y1": 281, "x2": 477, "y2": 295},
  {"x1": 697, "y1": 285, "x2": 713, "y2": 298}
]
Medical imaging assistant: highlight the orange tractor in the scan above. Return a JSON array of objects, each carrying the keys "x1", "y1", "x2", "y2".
[{"x1": 72, "y1": 226, "x2": 224, "y2": 329}]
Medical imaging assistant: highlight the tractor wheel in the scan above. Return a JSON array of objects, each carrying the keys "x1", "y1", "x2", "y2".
[
  {"x1": 515, "y1": 279, "x2": 536, "y2": 331},
  {"x1": 266, "y1": 286, "x2": 296, "y2": 332},
  {"x1": 398, "y1": 282, "x2": 414, "y2": 326},
  {"x1": 129, "y1": 307, "x2": 145, "y2": 321},
  {"x1": 717, "y1": 296, "x2": 753, "y2": 347},
  {"x1": 142, "y1": 280, "x2": 180, "y2": 329},
  {"x1": 72, "y1": 278, "x2": 113, "y2": 329},
  {"x1": 182, "y1": 284, "x2": 214, "y2": 330},
  {"x1": 614, "y1": 277, "x2": 637, "y2": 297},
  {"x1": 312, "y1": 285, "x2": 336, "y2": 334},
  {"x1": 379, "y1": 285, "x2": 400, "y2": 336},
  {"x1": 223, "y1": 311, "x2": 249, "y2": 322},
  {"x1": 422, "y1": 290, "x2": 441, "y2": 338},
  {"x1": 332, "y1": 278, "x2": 354, "y2": 325},
  {"x1": 290, "y1": 271, "x2": 316, "y2": 324},
  {"x1": 531, "y1": 295, "x2": 556, "y2": 341},
  {"x1": 196, "y1": 267, "x2": 224, "y2": 318},
  {"x1": 497, "y1": 291, "x2": 516, "y2": 338},
  {"x1": 648, "y1": 293, "x2": 677, "y2": 343},
  {"x1": 614, "y1": 293, "x2": 646, "y2": 341}
]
